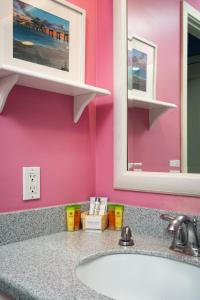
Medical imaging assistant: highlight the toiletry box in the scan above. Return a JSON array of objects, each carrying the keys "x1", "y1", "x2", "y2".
[{"x1": 81, "y1": 211, "x2": 108, "y2": 231}]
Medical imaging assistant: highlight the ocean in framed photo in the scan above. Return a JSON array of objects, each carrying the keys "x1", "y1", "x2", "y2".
[
  {"x1": 128, "y1": 48, "x2": 147, "y2": 92},
  {"x1": 13, "y1": 0, "x2": 70, "y2": 71}
]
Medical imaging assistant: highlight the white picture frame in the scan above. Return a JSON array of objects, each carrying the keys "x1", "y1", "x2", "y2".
[
  {"x1": 128, "y1": 36, "x2": 157, "y2": 101},
  {"x1": 0, "y1": 0, "x2": 86, "y2": 84}
]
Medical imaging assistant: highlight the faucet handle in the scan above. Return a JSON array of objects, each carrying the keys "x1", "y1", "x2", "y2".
[
  {"x1": 160, "y1": 214, "x2": 176, "y2": 232},
  {"x1": 160, "y1": 214, "x2": 175, "y2": 222}
]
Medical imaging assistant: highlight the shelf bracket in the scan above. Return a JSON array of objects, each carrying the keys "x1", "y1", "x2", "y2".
[
  {"x1": 149, "y1": 107, "x2": 168, "y2": 127},
  {"x1": 74, "y1": 92, "x2": 96, "y2": 123},
  {"x1": 0, "y1": 74, "x2": 19, "y2": 113}
]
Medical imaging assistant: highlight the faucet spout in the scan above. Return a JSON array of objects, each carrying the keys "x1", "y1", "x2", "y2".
[{"x1": 160, "y1": 214, "x2": 200, "y2": 257}]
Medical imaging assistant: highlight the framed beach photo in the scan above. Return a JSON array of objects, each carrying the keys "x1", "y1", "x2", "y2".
[
  {"x1": 1, "y1": 0, "x2": 86, "y2": 83},
  {"x1": 128, "y1": 36, "x2": 157, "y2": 100}
]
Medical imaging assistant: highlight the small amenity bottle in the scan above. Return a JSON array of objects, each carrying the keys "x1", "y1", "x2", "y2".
[
  {"x1": 114, "y1": 204, "x2": 124, "y2": 230},
  {"x1": 108, "y1": 204, "x2": 116, "y2": 230},
  {"x1": 65, "y1": 205, "x2": 75, "y2": 232},
  {"x1": 74, "y1": 205, "x2": 81, "y2": 230}
]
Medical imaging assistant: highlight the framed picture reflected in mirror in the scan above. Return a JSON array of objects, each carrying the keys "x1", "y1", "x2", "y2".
[{"x1": 128, "y1": 36, "x2": 157, "y2": 101}]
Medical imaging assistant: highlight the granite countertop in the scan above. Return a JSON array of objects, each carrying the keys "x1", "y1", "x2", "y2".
[{"x1": 0, "y1": 230, "x2": 200, "y2": 300}]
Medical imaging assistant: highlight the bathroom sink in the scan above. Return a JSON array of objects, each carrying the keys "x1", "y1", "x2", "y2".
[{"x1": 76, "y1": 253, "x2": 200, "y2": 300}]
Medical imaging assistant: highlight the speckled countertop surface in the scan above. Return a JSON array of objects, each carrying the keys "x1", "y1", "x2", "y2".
[{"x1": 0, "y1": 230, "x2": 200, "y2": 300}]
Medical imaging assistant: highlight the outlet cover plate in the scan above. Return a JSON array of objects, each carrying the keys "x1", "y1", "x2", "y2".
[
  {"x1": 23, "y1": 167, "x2": 40, "y2": 200},
  {"x1": 169, "y1": 160, "x2": 180, "y2": 167}
]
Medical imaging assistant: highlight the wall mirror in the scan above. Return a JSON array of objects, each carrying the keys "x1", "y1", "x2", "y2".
[{"x1": 114, "y1": 0, "x2": 200, "y2": 196}]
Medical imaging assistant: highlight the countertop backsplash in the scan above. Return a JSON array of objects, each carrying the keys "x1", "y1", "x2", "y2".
[{"x1": 0, "y1": 202, "x2": 200, "y2": 246}]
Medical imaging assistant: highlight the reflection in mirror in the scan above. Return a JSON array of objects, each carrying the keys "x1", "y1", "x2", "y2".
[
  {"x1": 127, "y1": 0, "x2": 200, "y2": 174},
  {"x1": 114, "y1": 0, "x2": 200, "y2": 195},
  {"x1": 187, "y1": 33, "x2": 200, "y2": 173}
]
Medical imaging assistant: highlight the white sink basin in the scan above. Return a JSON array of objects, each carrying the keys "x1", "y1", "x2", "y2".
[{"x1": 76, "y1": 253, "x2": 200, "y2": 300}]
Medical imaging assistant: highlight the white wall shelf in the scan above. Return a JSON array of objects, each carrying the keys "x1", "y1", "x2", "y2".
[
  {"x1": 0, "y1": 66, "x2": 110, "y2": 123},
  {"x1": 128, "y1": 95, "x2": 176, "y2": 126}
]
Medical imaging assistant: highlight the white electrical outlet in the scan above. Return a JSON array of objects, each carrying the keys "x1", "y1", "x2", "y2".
[
  {"x1": 133, "y1": 169, "x2": 143, "y2": 172},
  {"x1": 169, "y1": 160, "x2": 180, "y2": 167},
  {"x1": 128, "y1": 162, "x2": 143, "y2": 170},
  {"x1": 128, "y1": 163, "x2": 134, "y2": 170},
  {"x1": 23, "y1": 167, "x2": 40, "y2": 200}
]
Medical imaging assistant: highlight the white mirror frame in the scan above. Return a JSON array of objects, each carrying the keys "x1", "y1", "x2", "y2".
[
  {"x1": 113, "y1": 0, "x2": 200, "y2": 196},
  {"x1": 181, "y1": 2, "x2": 200, "y2": 173}
]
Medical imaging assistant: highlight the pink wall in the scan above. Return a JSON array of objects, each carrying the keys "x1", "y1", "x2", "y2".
[
  {"x1": 0, "y1": 0, "x2": 97, "y2": 213},
  {"x1": 1, "y1": 0, "x2": 200, "y2": 215},
  {"x1": 95, "y1": 0, "x2": 200, "y2": 214},
  {"x1": 128, "y1": 106, "x2": 180, "y2": 172}
]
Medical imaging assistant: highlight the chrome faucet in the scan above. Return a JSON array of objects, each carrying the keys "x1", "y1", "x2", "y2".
[{"x1": 160, "y1": 214, "x2": 200, "y2": 257}]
